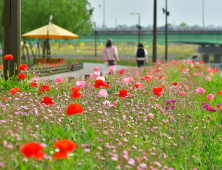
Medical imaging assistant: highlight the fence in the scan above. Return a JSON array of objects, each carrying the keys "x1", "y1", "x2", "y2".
[
  {"x1": 0, "y1": 63, "x2": 83, "y2": 78},
  {"x1": 207, "y1": 63, "x2": 222, "y2": 71}
]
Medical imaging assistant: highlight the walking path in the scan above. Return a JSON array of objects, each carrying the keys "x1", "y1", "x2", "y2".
[{"x1": 41, "y1": 63, "x2": 130, "y2": 80}]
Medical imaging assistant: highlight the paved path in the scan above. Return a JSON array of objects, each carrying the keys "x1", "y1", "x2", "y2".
[{"x1": 41, "y1": 63, "x2": 130, "y2": 80}]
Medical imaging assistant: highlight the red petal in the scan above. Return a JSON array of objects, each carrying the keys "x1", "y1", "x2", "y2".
[{"x1": 53, "y1": 150, "x2": 68, "y2": 159}]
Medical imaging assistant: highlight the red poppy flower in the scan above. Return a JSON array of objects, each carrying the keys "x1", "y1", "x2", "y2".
[
  {"x1": 156, "y1": 76, "x2": 162, "y2": 80},
  {"x1": 70, "y1": 88, "x2": 81, "y2": 98},
  {"x1": 30, "y1": 82, "x2": 37, "y2": 87},
  {"x1": 173, "y1": 82, "x2": 178, "y2": 86},
  {"x1": 148, "y1": 71, "x2": 153, "y2": 75},
  {"x1": 17, "y1": 73, "x2": 27, "y2": 79},
  {"x1": 60, "y1": 60, "x2": 66, "y2": 64},
  {"x1": 66, "y1": 104, "x2": 83, "y2": 116},
  {"x1": 9, "y1": 88, "x2": 20, "y2": 94},
  {"x1": 3, "y1": 97, "x2": 9, "y2": 101},
  {"x1": 39, "y1": 85, "x2": 49, "y2": 93},
  {"x1": 18, "y1": 64, "x2": 28, "y2": 71},
  {"x1": 20, "y1": 142, "x2": 45, "y2": 160},
  {"x1": 94, "y1": 80, "x2": 110, "y2": 89},
  {"x1": 53, "y1": 140, "x2": 77, "y2": 159},
  {"x1": 132, "y1": 83, "x2": 143, "y2": 89},
  {"x1": 133, "y1": 84, "x2": 140, "y2": 89},
  {"x1": 119, "y1": 69, "x2": 125, "y2": 74},
  {"x1": 118, "y1": 89, "x2": 129, "y2": 98},
  {"x1": 0, "y1": 65, "x2": 3, "y2": 70},
  {"x1": 200, "y1": 61, "x2": 205, "y2": 64},
  {"x1": 218, "y1": 91, "x2": 222, "y2": 95},
  {"x1": 152, "y1": 87, "x2": 163, "y2": 97},
  {"x1": 41, "y1": 97, "x2": 55, "y2": 106},
  {"x1": 165, "y1": 65, "x2": 168, "y2": 68},
  {"x1": 4, "y1": 54, "x2": 13, "y2": 60},
  {"x1": 213, "y1": 68, "x2": 218, "y2": 72},
  {"x1": 180, "y1": 92, "x2": 187, "y2": 96}
]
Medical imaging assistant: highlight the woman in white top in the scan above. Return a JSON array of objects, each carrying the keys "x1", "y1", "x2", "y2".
[
  {"x1": 135, "y1": 43, "x2": 148, "y2": 68},
  {"x1": 102, "y1": 38, "x2": 119, "y2": 74}
]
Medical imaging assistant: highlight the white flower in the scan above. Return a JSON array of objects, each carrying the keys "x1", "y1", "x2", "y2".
[{"x1": 96, "y1": 76, "x2": 105, "y2": 82}]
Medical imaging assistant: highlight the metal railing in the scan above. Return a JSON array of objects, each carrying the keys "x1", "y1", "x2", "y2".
[
  {"x1": 0, "y1": 63, "x2": 83, "y2": 78},
  {"x1": 207, "y1": 63, "x2": 222, "y2": 71}
]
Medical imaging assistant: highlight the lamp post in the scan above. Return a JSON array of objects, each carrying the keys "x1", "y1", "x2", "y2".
[
  {"x1": 130, "y1": 13, "x2": 141, "y2": 45},
  {"x1": 47, "y1": 15, "x2": 53, "y2": 59},
  {"x1": 163, "y1": 0, "x2": 170, "y2": 61},
  {"x1": 153, "y1": 0, "x2": 157, "y2": 63},
  {"x1": 95, "y1": 31, "x2": 98, "y2": 57},
  {"x1": 94, "y1": 22, "x2": 97, "y2": 57},
  {"x1": 202, "y1": 0, "x2": 205, "y2": 29}
]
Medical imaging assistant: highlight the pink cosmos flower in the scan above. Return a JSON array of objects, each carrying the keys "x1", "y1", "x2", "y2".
[
  {"x1": 122, "y1": 78, "x2": 130, "y2": 84},
  {"x1": 219, "y1": 72, "x2": 222, "y2": 75},
  {"x1": 196, "y1": 87, "x2": 206, "y2": 93},
  {"x1": 109, "y1": 65, "x2": 116, "y2": 72},
  {"x1": 183, "y1": 86, "x2": 189, "y2": 90},
  {"x1": 75, "y1": 81, "x2": 86, "y2": 89},
  {"x1": 97, "y1": 89, "x2": 108, "y2": 97},
  {"x1": 128, "y1": 77, "x2": 134, "y2": 82},
  {"x1": 205, "y1": 76, "x2": 211, "y2": 81},
  {"x1": 185, "y1": 69, "x2": 189, "y2": 73},
  {"x1": 114, "y1": 99, "x2": 119, "y2": 106},
  {"x1": 56, "y1": 76, "x2": 63, "y2": 83},
  {"x1": 141, "y1": 77, "x2": 146, "y2": 80},
  {"x1": 207, "y1": 94, "x2": 214, "y2": 100},
  {"x1": 93, "y1": 67, "x2": 99, "y2": 71},
  {"x1": 103, "y1": 100, "x2": 111, "y2": 107},
  {"x1": 32, "y1": 76, "x2": 40, "y2": 83},
  {"x1": 93, "y1": 71, "x2": 101, "y2": 77},
  {"x1": 128, "y1": 159, "x2": 135, "y2": 165},
  {"x1": 139, "y1": 163, "x2": 147, "y2": 168},
  {"x1": 147, "y1": 113, "x2": 154, "y2": 118}
]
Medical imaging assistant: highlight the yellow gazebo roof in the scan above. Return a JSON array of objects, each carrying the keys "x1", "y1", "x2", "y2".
[{"x1": 22, "y1": 23, "x2": 79, "y2": 39}]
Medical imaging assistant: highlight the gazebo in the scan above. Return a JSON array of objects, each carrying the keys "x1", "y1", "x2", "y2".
[{"x1": 22, "y1": 23, "x2": 79, "y2": 58}]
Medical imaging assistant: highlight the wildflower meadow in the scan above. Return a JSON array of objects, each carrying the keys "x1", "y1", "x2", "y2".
[{"x1": 0, "y1": 57, "x2": 222, "y2": 170}]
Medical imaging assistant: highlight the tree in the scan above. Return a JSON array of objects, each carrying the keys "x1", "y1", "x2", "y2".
[
  {"x1": 180, "y1": 22, "x2": 189, "y2": 29},
  {"x1": 0, "y1": 0, "x2": 94, "y2": 41}
]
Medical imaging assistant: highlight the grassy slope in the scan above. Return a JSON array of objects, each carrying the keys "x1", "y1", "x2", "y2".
[{"x1": 0, "y1": 62, "x2": 221, "y2": 169}]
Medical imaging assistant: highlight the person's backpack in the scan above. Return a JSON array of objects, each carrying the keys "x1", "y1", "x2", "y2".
[{"x1": 137, "y1": 49, "x2": 145, "y2": 58}]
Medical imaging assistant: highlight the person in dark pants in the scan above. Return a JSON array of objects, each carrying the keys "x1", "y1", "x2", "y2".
[{"x1": 135, "y1": 43, "x2": 148, "y2": 68}]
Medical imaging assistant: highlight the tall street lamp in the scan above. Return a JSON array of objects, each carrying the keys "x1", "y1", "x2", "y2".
[
  {"x1": 153, "y1": 0, "x2": 157, "y2": 63},
  {"x1": 93, "y1": 22, "x2": 98, "y2": 57},
  {"x1": 95, "y1": 31, "x2": 98, "y2": 57},
  {"x1": 163, "y1": 0, "x2": 170, "y2": 61},
  {"x1": 202, "y1": 0, "x2": 205, "y2": 29},
  {"x1": 130, "y1": 13, "x2": 141, "y2": 45}
]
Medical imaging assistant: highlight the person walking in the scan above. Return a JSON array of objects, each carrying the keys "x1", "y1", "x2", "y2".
[
  {"x1": 102, "y1": 38, "x2": 119, "y2": 74},
  {"x1": 135, "y1": 43, "x2": 148, "y2": 68}
]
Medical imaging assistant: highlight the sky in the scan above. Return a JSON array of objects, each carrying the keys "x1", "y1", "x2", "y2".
[{"x1": 89, "y1": 0, "x2": 222, "y2": 28}]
